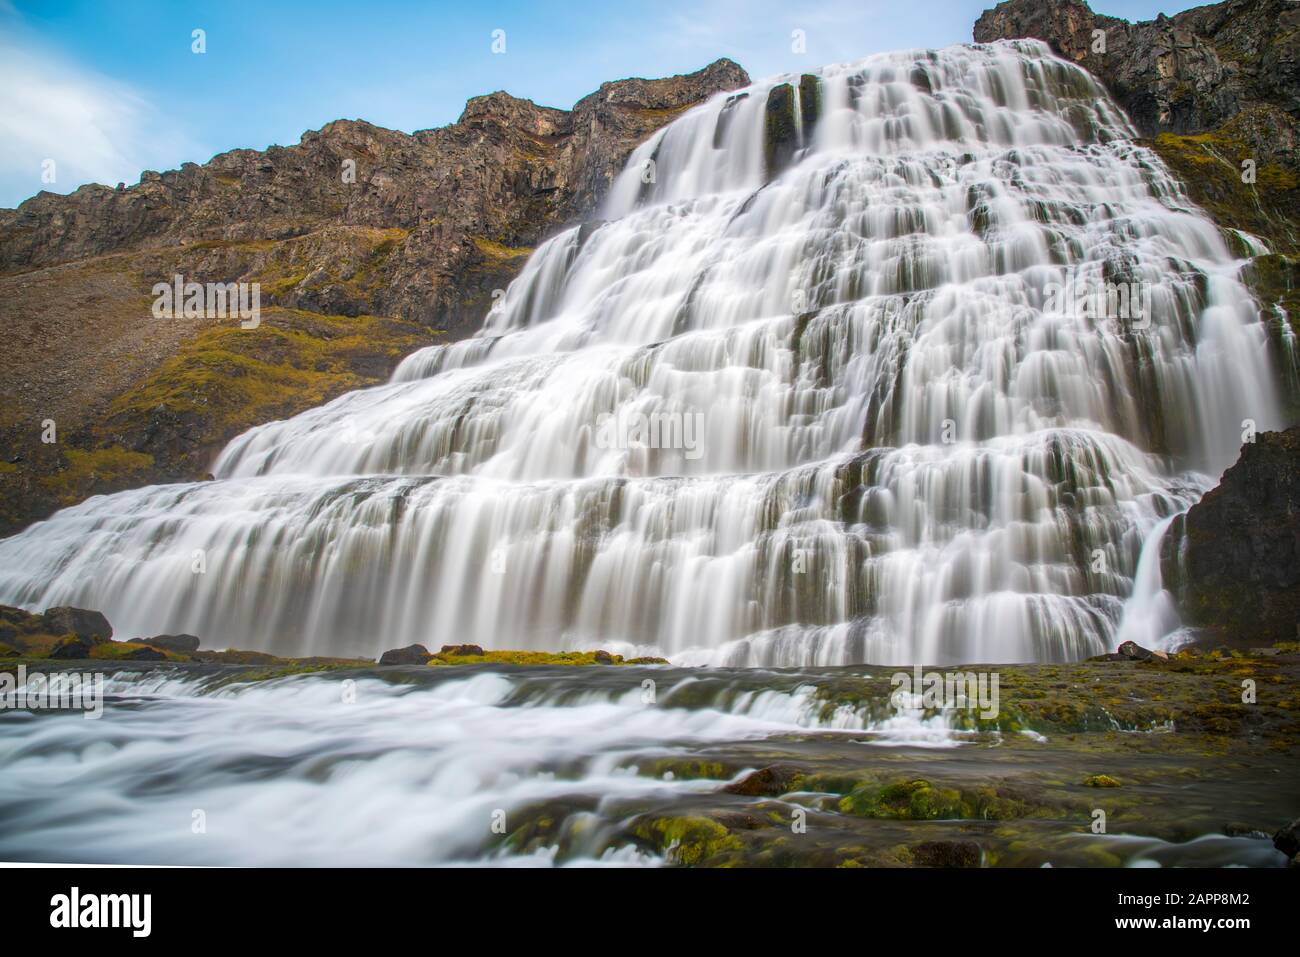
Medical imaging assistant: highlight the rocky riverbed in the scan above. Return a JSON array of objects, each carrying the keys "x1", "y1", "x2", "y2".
[{"x1": 2, "y1": 617, "x2": 1297, "y2": 867}]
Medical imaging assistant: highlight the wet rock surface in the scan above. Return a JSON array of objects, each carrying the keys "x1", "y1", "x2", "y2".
[
  {"x1": 378, "y1": 643, "x2": 433, "y2": 665},
  {"x1": 138, "y1": 634, "x2": 201, "y2": 654},
  {"x1": 3, "y1": 643, "x2": 1297, "y2": 866},
  {"x1": 1274, "y1": 818, "x2": 1300, "y2": 861},
  {"x1": 1163, "y1": 428, "x2": 1300, "y2": 644}
]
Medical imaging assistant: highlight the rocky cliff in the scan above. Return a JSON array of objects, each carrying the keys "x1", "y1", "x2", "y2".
[
  {"x1": 977, "y1": 0, "x2": 1300, "y2": 645},
  {"x1": 974, "y1": 0, "x2": 1297, "y2": 162},
  {"x1": 1162, "y1": 428, "x2": 1300, "y2": 644},
  {"x1": 0, "y1": 59, "x2": 749, "y2": 535},
  {"x1": 975, "y1": 0, "x2": 1299, "y2": 253},
  {"x1": 0, "y1": 57, "x2": 749, "y2": 330}
]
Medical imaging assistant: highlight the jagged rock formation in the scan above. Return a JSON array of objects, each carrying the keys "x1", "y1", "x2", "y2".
[
  {"x1": 1162, "y1": 428, "x2": 1300, "y2": 644},
  {"x1": 0, "y1": 57, "x2": 749, "y2": 330},
  {"x1": 0, "y1": 603, "x2": 112, "y2": 655},
  {"x1": 761, "y1": 75, "x2": 821, "y2": 181},
  {"x1": 0, "y1": 59, "x2": 749, "y2": 536},
  {"x1": 974, "y1": 0, "x2": 1297, "y2": 166},
  {"x1": 975, "y1": 0, "x2": 1299, "y2": 253}
]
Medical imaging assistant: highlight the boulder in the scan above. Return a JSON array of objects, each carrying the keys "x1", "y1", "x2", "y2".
[
  {"x1": 378, "y1": 644, "x2": 432, "y2": 665},
  {"x1": 1117, "y1": 640, "x2": 1158, "y2": 661},
  {"x1": 0, "y1": 605, "x2": 46, "y2": 651},
  {"x1": 138, "y1": 633, "x2": 201, "y2": 654},
  {"x1": 439, "y1": 644, "x2": 484, "y2": 657},
  {"x1": 47, "y1": 636, "x2": 95, "y2": 659},
  {"x1": 592, "y1": 649, "x2": 615, "y2": 664},
  {"x1": 723, "y1": 765, "x2": 802, "y2": 797},
  {"x1": 1162, "y1": 428, "x2": 1300, "y2": 644},
  {"x1": 1088, "y1": 641, "x2": 1167, "y2": 662},
  {"x1": 42, "y1": 607, "x2": 112, "y2": 643},
  {"x1": 119, "y1": 644, "x2": 166, "y2": 661},
  {"x1": 1274, "y1": 818, "x2": 1300, "y2": 860}
]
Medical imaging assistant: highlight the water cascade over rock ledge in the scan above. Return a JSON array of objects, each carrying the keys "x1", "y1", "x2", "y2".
[{"x1": 0, "y1": 40, "x2": 1291, "y2": 665}]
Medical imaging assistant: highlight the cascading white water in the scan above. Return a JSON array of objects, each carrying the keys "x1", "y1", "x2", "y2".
[
  {"x1": 0, "y1": 666, "x2": 969, "y2": 865},
  {"x1": 0, "y1": 40, "x2": 1290, "y2": 664}
]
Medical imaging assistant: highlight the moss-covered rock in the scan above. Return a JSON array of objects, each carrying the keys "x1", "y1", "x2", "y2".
[
  {"x1": 1149, "y1": 125, "x2": 1300, "y2": 256},
  {"x1": 89, "y1": 641, "x2": 168, "y2": 662},
  {"x1": 424, "y1": 648, "x2": 662, "y2": 667},
  {"x1": 1083, "y1": 774, "x2": 1122, "y2": 788},
  {"x1": 632, "y1": 815, "x2": 744, "y2": 866},
  {"x1": 798, "y1": 74, "x2": 821, "y2": 141},
  {"x1": 764, "y1": 83, "x2": 798, "y2": 181},
  {"x1": 836, "y1": 777, "x2": 1049, "y2": 821}
]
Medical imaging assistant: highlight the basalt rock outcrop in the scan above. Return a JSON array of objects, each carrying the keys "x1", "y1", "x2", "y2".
[
  {"x1": 0, "y1": 57, "x2": 749, "y2": 327},
  {"x1": 974, "y1": 0, "x2": 1297, "y2": 165},
  {"x1": 975, "y1": 0, "x2": 1299, "y2": 254},
  {"x1": 1162, "y1": 428, "x2": 1300, "y2": 644},
  {"x1": 0, "y1": 603, "x2": 113, "y2": 654},
  {"x1": 0, "y1": 59, "x2": 749, "y2": 536}
]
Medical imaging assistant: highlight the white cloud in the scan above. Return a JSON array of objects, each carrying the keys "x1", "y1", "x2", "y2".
[{"x1": 0, "y1": 31, "x2": 207, "y2": 208}]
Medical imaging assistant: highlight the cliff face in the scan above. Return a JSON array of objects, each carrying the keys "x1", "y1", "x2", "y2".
[
  {"x1": 0, "y1": 59, "x2": 749, "y2": 536},
  {"x1": 974, "y1": 0, "x2": 1298, "y2": 166},
  {"x1": 1162, "y1": 428, "x2": 1300, "y2": 644},
  {"x1": 975, "y1": 0, "x2": 1299, "y2": 255},
  {"x1": 0, "y1": 57, "x2": 749, "y2": 331}
]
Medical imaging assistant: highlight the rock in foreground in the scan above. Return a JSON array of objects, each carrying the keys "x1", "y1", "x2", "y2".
[
  {"x1": 378, "y1": 644, "x2": 433, "y2": 665},
  {"x1": 1163, "y1": 428, "x2": 1300, "y2": 644}
]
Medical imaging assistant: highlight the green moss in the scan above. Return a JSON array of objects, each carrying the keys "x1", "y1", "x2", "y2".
[
  {"x1": 764, "y1": 83, "x2": 798, "y2": 180},
  {"x1": 88, "y1": 641, "x2": 178, "y2": 661},
  {"x1": 103, "y1": 309, "x2": 429, "y2": 449},
  {"x1": 836, "y1": 777, "x2": 1044, "y2": 821},
  {"x1": 630, "y1": 103, "x2": 696, "y2": 122},
  {"x1": 471, "y1": 237, "x2": 534, "y2": 260},
  {"x1": 798, "y1": 74, "x2": 821, "y2": 137},
  {"x1": 425, "y1": 649, "x2": 640, "y2": 667},
  {"x1": 645, "y1": 758, "x2": 731, "y2": 780},
  {"x1": 1148, "y1": 124, "x2": 1300, "y2": 256},
  {"x1": 207, "y1": 661, "x2": 365, "y2": 687},
  {"x1": 40, "y1": 446, "x2": 155, "y2": 506},
  {"x1": 633, "y1": 815, "x2": 743, "y2": 866},
  {"x1": 1083, "y1": 774, "x2": 1122, "y2": 788}
]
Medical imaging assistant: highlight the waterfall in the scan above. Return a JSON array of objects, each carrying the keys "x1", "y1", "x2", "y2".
[{"x1": 0, "y1": 40, "x2": 1287, "y2": 664}]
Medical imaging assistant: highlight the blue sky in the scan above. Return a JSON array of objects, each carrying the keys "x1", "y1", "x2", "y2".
[{"x1": 0, "y1": 0, "x2": 1204, "y2": 209}]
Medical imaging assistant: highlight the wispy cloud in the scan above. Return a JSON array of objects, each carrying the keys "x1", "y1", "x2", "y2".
[{"x1": 0, "y1": 27, "x2": 206, "y2": 208}]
